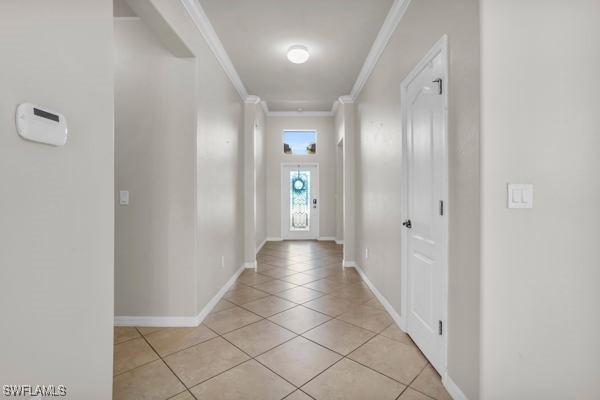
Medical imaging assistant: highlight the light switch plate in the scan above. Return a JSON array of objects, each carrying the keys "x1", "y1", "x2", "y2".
[
  {"x1": 507, "y1": 184, "x2": 533, "y2": 209},
  {"x1": 119, "y1": 190, "x2": 129, "y2": 205}
]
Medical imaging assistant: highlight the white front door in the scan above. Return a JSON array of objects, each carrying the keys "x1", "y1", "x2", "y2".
[
  {"x1": 402, "y1": 37, "x2": 448, "y2": 374},
  {"x1": 281, "y1": 164, "x2": 319, "y2": 240}
]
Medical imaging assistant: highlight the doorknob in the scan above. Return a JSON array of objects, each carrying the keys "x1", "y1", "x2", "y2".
[
  {"x1": 402, "y1": 219, "x2": 412, "y2": 229},
  {"x1": 312, "y1": 198, "x2": 317, "y2": 209}
]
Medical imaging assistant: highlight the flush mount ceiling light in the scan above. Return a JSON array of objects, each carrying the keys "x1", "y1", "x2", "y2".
[{"x1": 286, "y1": 45, "x2": 310, "y2": 64}]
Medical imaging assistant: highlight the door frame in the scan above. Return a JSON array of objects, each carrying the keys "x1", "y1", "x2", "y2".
[
  {"x1": 400, "y1": 35, "x2": 449, "y2": 375},
  {"x1": 280, "y1": 162, "x2": 320, "y2": 240}
]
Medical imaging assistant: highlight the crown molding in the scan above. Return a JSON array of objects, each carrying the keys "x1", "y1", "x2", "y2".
[
  {"x1": 259, "y1": 100, "x2": 335, "y2": 117},
  {"x1": 245, "y1": 95, "x2": 261, "y2": 104},
  {"x1": 179, "y1": 0, "x2": 248, "y2": 99},
  {"x1": 349, "y1": 0, "x2": 412, "y2": 100},
  {"x1": 331, "y1": 100, "x2": 340, "y2": 115},
  {"x1": 259, "y1": 101, "x2": 269, "y2": 115},
  {"x1": 338, "y1": 95, "x2": 354, "y2": 104},
  {"x1": 267, "y1": 111, "x2": 334, "y2": 118}
]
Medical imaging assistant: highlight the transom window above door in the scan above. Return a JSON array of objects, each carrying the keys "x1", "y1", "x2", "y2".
[{"x1": 283, "y1": 130, "x2": 317, "y2": 155}]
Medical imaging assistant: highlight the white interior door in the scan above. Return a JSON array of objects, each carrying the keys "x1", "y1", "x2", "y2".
[
  {"x1": 282, "y1": 164, "x2": 319, "y2": 240},
  {"x1": 402, "y1": 37, "x2": 448, "y2": 374}
]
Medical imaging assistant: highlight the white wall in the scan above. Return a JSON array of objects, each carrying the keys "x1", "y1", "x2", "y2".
[
  {"x1": 480, "y1": 1, "x2": 600, "y2": 398},
  {"x1": 0, "y1": 1, "x2": 114, "y2": 397},
  {"x1": 114, "y1": 0, "x2": 245, "y2": 320},
  {"x1": 255, "y1": 107, "x2": 268, "y2": 248},
  {"x1": 336, "y1": 140, "x2": 344, "y2": 243},
  {"x1": 336, "y1": 101, "x2": 357, "y2": 262},
  {"x1": 353, "y1": 0, "x2": 480, "y2": 398},
  {"x1": 147, "y1": 0, "x2": 246, "y2": 313},
  {"x1": 266, "y1": 116, "x2": 337, "y2": 239},
  {"x1": 243, "y1": 100, "x2": 267, "y2": 263},
  {"x1": 114, "y1": 19, "x2": 197, "y2": 317}
]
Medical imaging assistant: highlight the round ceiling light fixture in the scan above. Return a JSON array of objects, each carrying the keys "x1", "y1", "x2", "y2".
[{"x1": 286, "y1": 45, "x2": 310, "y2": 64}]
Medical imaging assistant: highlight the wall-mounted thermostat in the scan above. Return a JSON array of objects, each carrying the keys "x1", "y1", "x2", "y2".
[{"x1": 16, "y1": 103, "x2": 68, "y2": 146}]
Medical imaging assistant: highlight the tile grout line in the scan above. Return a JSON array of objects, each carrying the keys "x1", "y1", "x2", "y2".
[
  {"x1": 197, "y1": 276, "x2": 353, "y2": 396},
  {"x1": 219, "y1": 273, "x2": 423, "y2": 398},
  {"x1": 176, "y1": 296, "x2": 331, "y2": 395},
  {"x1": 134, "y1": 326, "x2": 195, "y2": 398},
  {"x1": 117, "y1": 244, "x2": 411, "y2": 400},
  {"x1": 115, "y1": 283, "x2": 366, "y2": 370},
  {"x1": 117, "y1": 311, "x2": 423, "y2": 399}
]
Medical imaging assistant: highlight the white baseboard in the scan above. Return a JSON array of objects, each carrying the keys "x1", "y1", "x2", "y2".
[
  {"x1": 335, "y1": 239, "x2": 344, "y2": 245},
  {"x1": 244, "y1": 238, "x2": 268, "y2": 269},
  {"x1": 266, "y1": 237, "x2": 283, "y2": 242},
  {"x1": 442, "y1": 374, "x2": 469, "y2": 400},
  {"x1": 114, "y1": 315, "x2": 199, "y2": 327},
  {"x1": 115, "y1": 263, "x2": 246, "y2": 328},
  {"x1": 352, "y1": 263, "x2": 468, "y2": 400},
  {"x1": 318, "y1": 236, "x2": 336, "y2": 241},
  {"x1": 351, "y1": 263, "x2": 406, "y2": 331},
  {"x1": 244, "y1": 261, "x2": 257, "y2": 269},
  {"x1": 256, "y1": 238, "x2": 268, "y2": 254},
  {"x1": 342, "y1": 260, "x2": 356, "y2": 268},
  {"x1": 195, "y1": 263, "x2": 245, "y2": 323}
]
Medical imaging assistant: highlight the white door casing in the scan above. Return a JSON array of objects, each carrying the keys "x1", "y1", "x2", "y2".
[
  {"x1": 401, "y1": 36, "x2": 449, "y2": 375},
  {"x1": 281, "y1": 163, "x2": 319, "y2": 240}
]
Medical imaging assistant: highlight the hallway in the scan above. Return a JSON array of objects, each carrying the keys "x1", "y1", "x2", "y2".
[{"x1": 113, "y1": 241, "x2": 449, "y2": 400}]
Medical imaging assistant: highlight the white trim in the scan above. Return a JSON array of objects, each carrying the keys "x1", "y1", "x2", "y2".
[
  {"x1": 400, "y1": 35, "x2": 449, "y2": 375},
  {"x1": 179, "y1": 0, "x2": 248, "y2": 99},
  {"x1": 256, "y1": 238, "x2": 268, "y2": 254},
  {"x1": 350, "y1": 0, "x2": 413, "y2": 100},
  {"x1": 196, "y1": 263, "x2": 246, "y2": 323},
  {"x1": 114, "y1": 17, "x2": 141, "y2": 21},
  {"x1": 115, "y1": 264, "x2": 245, "y2": 327},
  {"x1": 178, "y1": 0, "x2": 413, "y2": 113},
  {"x1": 256, "y1": 96, "x2": 339, "y2": 117},
  {"x1": 244, "y1": 261, "x2": 257, "y2": 269},
  {"x1": 266, "y1": 237, "x2": 283, "y2": 242},
  {"x1": 335, "y1": 240, "x2": 344, "y2": 245},
  {"x1": 331, "y1": 100, "x2": 340, "y2": 115},
  {"x1": 114, "y1": 315, "x2": 198, "y2": 327},
  {"x1": 244, "y1": 239, "x2": 267, "y2": 270},
  {"x1": 338, "y1": 95, "x2": 354, "y2": 104},
  {"x1": 442, "y1": 374, "x2": 470, "y2": 400},
  {"x1": 342, "y1": 260, "x2": 356, "y2": 268},
  {"x1": 259, "y1": 101, "x2": 269, "y2": 115},
  {"x1": 268, "y1": 111, "x2": 334, "y2": 118},
  {"x1": 318, "y1": 236, "x2": 336, "y2": 241},
  {"x1": 245, "y1": 95, "x2": 261, "y2": 104},
  {"x1": 351, "y1": 263, "x2": 406, "y2": 330},
  {"x1": 349, "y1": 263, "x2": 469, "y2": 400}
]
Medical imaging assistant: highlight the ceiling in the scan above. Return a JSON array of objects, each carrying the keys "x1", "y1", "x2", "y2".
[{"x1": 199, "y1": 0, "x2": 394, "y2": 112}]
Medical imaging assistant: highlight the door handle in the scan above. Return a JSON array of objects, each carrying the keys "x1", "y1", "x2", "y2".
[
  {"x1": 402, "y1": 219, "x2": 412, "y2": 229},
  {"x1": 312, "y1": 198, "x2": 317, "y2": 209}
]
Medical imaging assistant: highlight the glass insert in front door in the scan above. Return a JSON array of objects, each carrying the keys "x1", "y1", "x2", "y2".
[{"x1": 290, "y1": 170, "x2": 311, "y2": 231}]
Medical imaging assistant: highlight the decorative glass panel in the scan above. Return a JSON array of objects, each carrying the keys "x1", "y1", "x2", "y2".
[
  {"x1": 290, "y1": 170, "x2": 310, "y2": 231},
  {"x1": 283, "y1": 131, "x2": 316, "y2": 155}
]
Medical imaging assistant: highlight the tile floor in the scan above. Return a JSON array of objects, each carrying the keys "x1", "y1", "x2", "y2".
[{"x1": 113, "y1": 240, "x2": 451, "y2": 400}]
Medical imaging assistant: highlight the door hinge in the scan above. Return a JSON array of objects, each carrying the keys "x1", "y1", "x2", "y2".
[
  {"x1": 402, "y1": 219, "x2": 412, "y2": 229},
  {"x1": 433, "y1": 78, "x2": 443, "y2": 95},
  {"x1": 439, "y1": 200, "x2": 444, "y2": 216},
  {"x1": 438, "y1": 320, "x2": 443, "y2": 335}
]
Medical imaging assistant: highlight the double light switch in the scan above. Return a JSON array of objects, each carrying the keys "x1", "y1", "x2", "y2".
[{"x1": 507, "y1": 184, "x2": 533, "y2": 209}]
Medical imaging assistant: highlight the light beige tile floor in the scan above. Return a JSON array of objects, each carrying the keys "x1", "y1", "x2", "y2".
[{"x1": 113, "y1": 240, "x2": 450, "y2": 400}]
